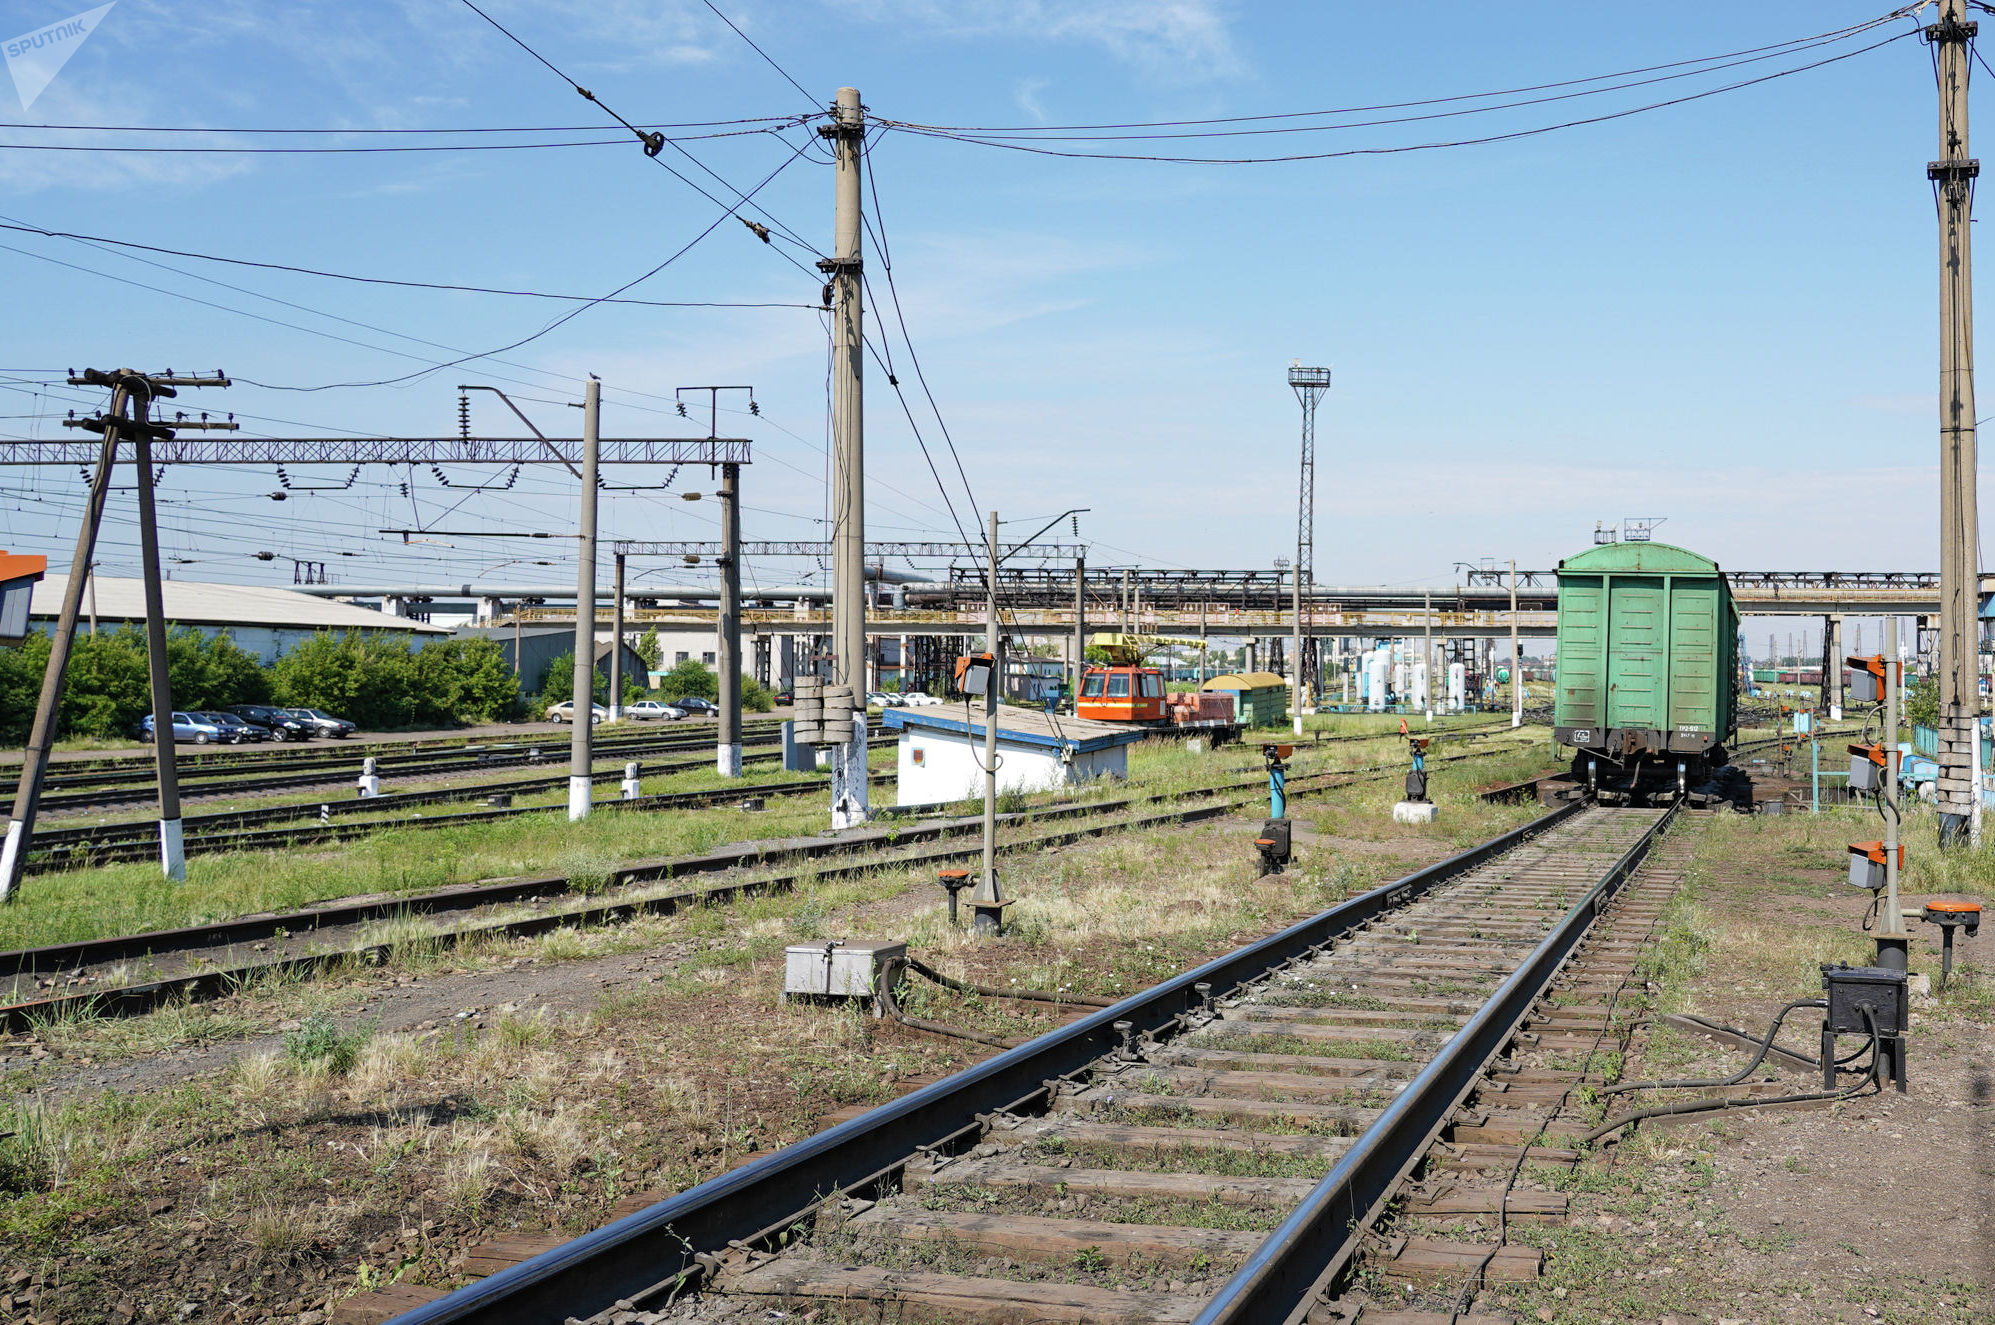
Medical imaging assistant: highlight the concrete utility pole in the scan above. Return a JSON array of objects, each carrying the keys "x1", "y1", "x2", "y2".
[
  {"x1": 1510, "y1": 560, "x2": 1522, "y2": 728},
  {"x1": 1288, "y1": 364, "x2": 1331, "y2": 706},
  {"x1": 717, "y1": 460, "x2": 743, "y2": 776},
  {"x1": 1423, "y1": 589, "x2": 1434, "y2": 724},
  {"x1": 1072, "y1": 552, "x2": 1085, "y2": 711},
  {"x1": 609, "y1": 552, "x2": 626, "y2": 722},
  {"x1": 569, "y1": 376, "x2": 601, "y2": 822},
  {"x1": 1932, "y1": 0, "x2": 1984, "y2": 846},
  {"x1": 1292, "y1": 561, "x2": 1305, "y2": 736},
  {"x1": 822, "y1": 86, "x2": 869, "y2": 828},
  {"x1": 978, "y1": 509, "x2": 1004, "y2": 933}
]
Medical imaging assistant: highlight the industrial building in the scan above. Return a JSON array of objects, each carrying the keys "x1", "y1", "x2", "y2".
[
  {"x1": 28, "y1": 574, "x2": 445, "y2": 663},
  {"x1": 449, "y1": 625, "x2": 650, "y2": 691}
]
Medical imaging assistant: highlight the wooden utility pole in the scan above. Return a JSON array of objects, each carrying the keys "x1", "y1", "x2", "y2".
[
  {"x1": 822, "y1": 86, "x2": 869, "y2": 828},
  {"x1": 568, "y1": 376, "x2": 600, "y2": 822},
  {"x1": 1932, "y1": 0, "x2": 1983, "y2": 846}
]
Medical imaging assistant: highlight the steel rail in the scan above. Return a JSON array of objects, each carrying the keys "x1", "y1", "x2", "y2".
[
  {"x1": 382, "y1": 799, "x2": 1589, "y2": 1325},
  {"x1": 1196, "y1": 800, "x2": 1678, "y2": 1324}
]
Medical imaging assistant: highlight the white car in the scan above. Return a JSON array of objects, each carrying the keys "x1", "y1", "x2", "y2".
[
  {"x1": 625, "y1": 700, "x2": 683, "y2": 721},
  {"x1": 900, "y1": 691, "x2": 942, "y2": 706},
  {"x1": 546, "y1": 700, "x2": 607, "y2": 724}
]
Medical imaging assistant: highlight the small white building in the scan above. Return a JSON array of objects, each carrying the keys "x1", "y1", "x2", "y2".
[{"x1": 882, "y1": 706, "x2": 1147, "y2": 808}]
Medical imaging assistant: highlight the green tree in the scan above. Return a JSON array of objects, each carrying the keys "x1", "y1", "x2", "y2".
[
  {"x1": 741, "y1": 676, "x2": 774, "y2": 712},
  {"x1": 272, "y1": 630, "x2": 420, "y2": 728},
  {"x1": 633, "y1": 627, "x2": 662, "y2": 671},
  {"x1": 1904, "y1": 675, "x2": 1939, "y2": 729},
  {"x1": 655, "y1": 658, "x2": 718, "y2": 703},
  {"x1": 62, "y1": 628, "x2": 151, "y2": 738},
  {"x1": 0, "y1": 632, "x2": 50, "y2": 744},
  {"x1": 537, "y1": 649, "x2": 609, "y2": 709}
]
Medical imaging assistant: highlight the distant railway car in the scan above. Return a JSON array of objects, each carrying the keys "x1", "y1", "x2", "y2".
[
  {"x1": 1553, "y1": 541, "x2": 1738, "y2": 801},
  {"x1": 1077, "y1": 664, "x2": 1167, "y2": 723}
]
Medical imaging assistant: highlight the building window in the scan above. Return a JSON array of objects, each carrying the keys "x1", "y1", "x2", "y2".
[
  {"x1": 675, "y1": 652, "x2": 689, "y2": 665},
  {"x1": 702, "y1": 651, "x2": 715, "y2": 665}
]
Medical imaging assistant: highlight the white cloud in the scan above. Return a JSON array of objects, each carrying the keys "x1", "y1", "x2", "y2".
[
  {"x1": 1014, "y1": 76, "x2": 1050, "y2": 124},
  {"x1": 838, "y1": 1, "x2": 1242, "y2": 81}
]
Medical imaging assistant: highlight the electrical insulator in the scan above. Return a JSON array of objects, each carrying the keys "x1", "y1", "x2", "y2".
[{"x1": 458, "y1": 393, "x2": 471, "y2": 441}]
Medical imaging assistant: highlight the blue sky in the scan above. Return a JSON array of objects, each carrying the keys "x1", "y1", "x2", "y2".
[{"x1": 0, "y1": 0, "x2": 1976, "y2": 608}]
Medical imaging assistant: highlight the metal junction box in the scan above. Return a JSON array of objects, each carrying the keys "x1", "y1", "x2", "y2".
[
  {"x1": 1822, "y1": 964, "x2": 1908, "y2": 1037},
  {"x1": 782, "y1": 940, "x2": 906, "y2": 1002}
]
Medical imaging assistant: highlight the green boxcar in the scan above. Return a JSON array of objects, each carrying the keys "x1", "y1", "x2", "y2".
[
  {"x1": 1553, "y1": 542, "x2": 1738, "y2": 773},
  {"x1": 1199, "y1": 671, "x2": 1290, "y2": 727}
]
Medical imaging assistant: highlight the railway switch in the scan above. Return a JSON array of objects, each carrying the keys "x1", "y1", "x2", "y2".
[
  {"x1": 936, "y1": 868, "x2": 973, "y2": 925},
  {"x1": 1919, "y1": 900, "x2": 1981, "y2": 993},
  {"x1": 1846, "y1": 841, "x2": 1904, "y2": 892},
  {"x1": 1256, "y1": 818, "x2": 1291, "y2": 875},
  {"x1": 1394, "y1": 737, "x2": 1438, "y2": 824},
  {"x1": 1261, "y1": 743, "x2": 1291, "y2": 819},
  {"x1": 782, "y1": 939, "x2": 906, "y2": 1013},
  {"x1": 1819, "y1": 962, "x2": 1908, "y2": 1092}
]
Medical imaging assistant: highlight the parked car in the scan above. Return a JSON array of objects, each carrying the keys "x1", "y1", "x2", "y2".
[
  {"x1": 900, "y1": 691, "x2": 942, "y2": 706},
  {"x1": 199, "y1": 711, "x2": 266, "y2": 743},
  {"x1": 135, "y1": 711, "x2": 231, "y2": 745},
  {"x1": 227, "y1": 704, "x2": 312, "y2": 741},
  {"x1": 671, "y1": 697, "x2": 719, "y2": 717},
  {"x1": 867, "y1": 692, "x2": 905, "y2": 708},
  {"x1": 546, "y1": 700, "x2": 607, "y2": 724},
  {"x1": 625, "y1": 700, "x2": 685, "y2": 721},
  {"x1": 282, "y1": 707, "x2": 356, "y2": 738}
]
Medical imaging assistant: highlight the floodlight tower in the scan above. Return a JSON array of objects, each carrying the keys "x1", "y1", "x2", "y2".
[{"x1": 1288, "y1": 362, "x2": 1332, "y2": 725}]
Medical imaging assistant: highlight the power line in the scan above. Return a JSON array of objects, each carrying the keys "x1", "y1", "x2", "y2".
[
  {"x1": 880, "y1": 28, "x2": 1915, "y2": 165},
  {"x1": 0, "y1": 114, "x2": 807, "y2": 135},
  {"x1": 0, "y1": 134, "x2": 794, "y2": 155},
  {"x1": 238, "y1": 134, "x2": 819, "y2": 391},
  {"x1": 699, "y1": 0, "x2": 818, "y2": 106},
  {"x1": 878, "y1": 15, "x2": 1906, "y2": 144},
  {"x1": 0, "y1": 218, "x2": 816, "y2": 309},
  {"x1": 877, "y1": 8, "x2": 1913, "y2": 134}
]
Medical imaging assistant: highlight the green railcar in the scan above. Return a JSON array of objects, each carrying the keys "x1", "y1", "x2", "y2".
[{"x1": 1553, "y1": 541, "x2": 1738, "y2": 796}]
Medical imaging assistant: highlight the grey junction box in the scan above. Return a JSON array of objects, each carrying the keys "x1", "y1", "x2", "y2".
[{"x1": 782, "y1": 940, "x2": 906, "y2": 1002}]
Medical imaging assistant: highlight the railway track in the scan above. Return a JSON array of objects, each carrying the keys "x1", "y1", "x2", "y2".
[
  {"x1": 22, "y1": 737, "x2": 896, "y2": 871},
  {"x1": 0, "y1": 743, "x2": 1526, "y2": 1030},
  {"x1": 377, "y1": 801, "x2": 1680, "y2": 1325},
  {"x1": 33, "y1": 725, "x2": 799, "y2": 812}
]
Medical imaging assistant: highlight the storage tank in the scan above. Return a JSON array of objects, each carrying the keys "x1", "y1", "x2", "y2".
[
  {"x1": 1365, "y1": 653, "x2": 1389, "y2": 712},
  {"x1": 1448, "y1": 662, "x2": 1467, "y2": 712}
]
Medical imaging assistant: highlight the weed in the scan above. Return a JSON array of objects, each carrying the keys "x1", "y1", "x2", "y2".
[{"x1": 282, "y1": 1012, "x2": 371, "y2": 1075}]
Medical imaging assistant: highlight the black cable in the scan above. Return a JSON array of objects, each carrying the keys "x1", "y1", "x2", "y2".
[
  {"x1": 1601, "y1": 999, "x2": 1825, "y2": 1094},
  {"x1": 0, "y1": 218, "x2": 814, "y2": 308},
  {"x1": 883, "y1": 31, "x2": 1914, "y2": 165},
  {"x1": 699, "y1": 0, "x2": 818, "y2": 106},
  {"x1": 1582, "y1": 1006, "x2": 1886, "y2": 1144},
  {"x1": 239, "y1": 135, "x2": 818, "y2": 392},
  {"x1": 0, "y1": 115, "x2": 803, "y2": 135},
  {"x1": 881, "y1": 16, "x2": 1906, "y2": 145},
  {"x1": 0, "y1": 134, "x2": 795, "y2": 155},
  {"x1": 883, "y1": 9, "x2": 1914, "y2": 133}
]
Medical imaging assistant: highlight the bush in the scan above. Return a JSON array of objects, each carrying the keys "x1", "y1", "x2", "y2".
[
  {"x1": 741, "y1": 676, "x2": 774, "y2": 712},
  {"x1": 274, "y1": 630, "x2": 521, "y2": 728}
]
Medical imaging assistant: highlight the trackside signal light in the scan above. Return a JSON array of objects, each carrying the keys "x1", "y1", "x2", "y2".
[
  {"x1": 1846, "y1": 654, "x2": 1887, "y2": 704},
  {"x1": 1847, "y1": 743, "x2": 1897, "y2": 793},
  {"x1": 1847, "y1": 840, "x2": 1905, "y2": 892}
]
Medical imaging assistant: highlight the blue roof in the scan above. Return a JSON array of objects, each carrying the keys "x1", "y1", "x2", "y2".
[{"x1": 881, "y1": 706, "x2": 1146, "y2": 754}]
